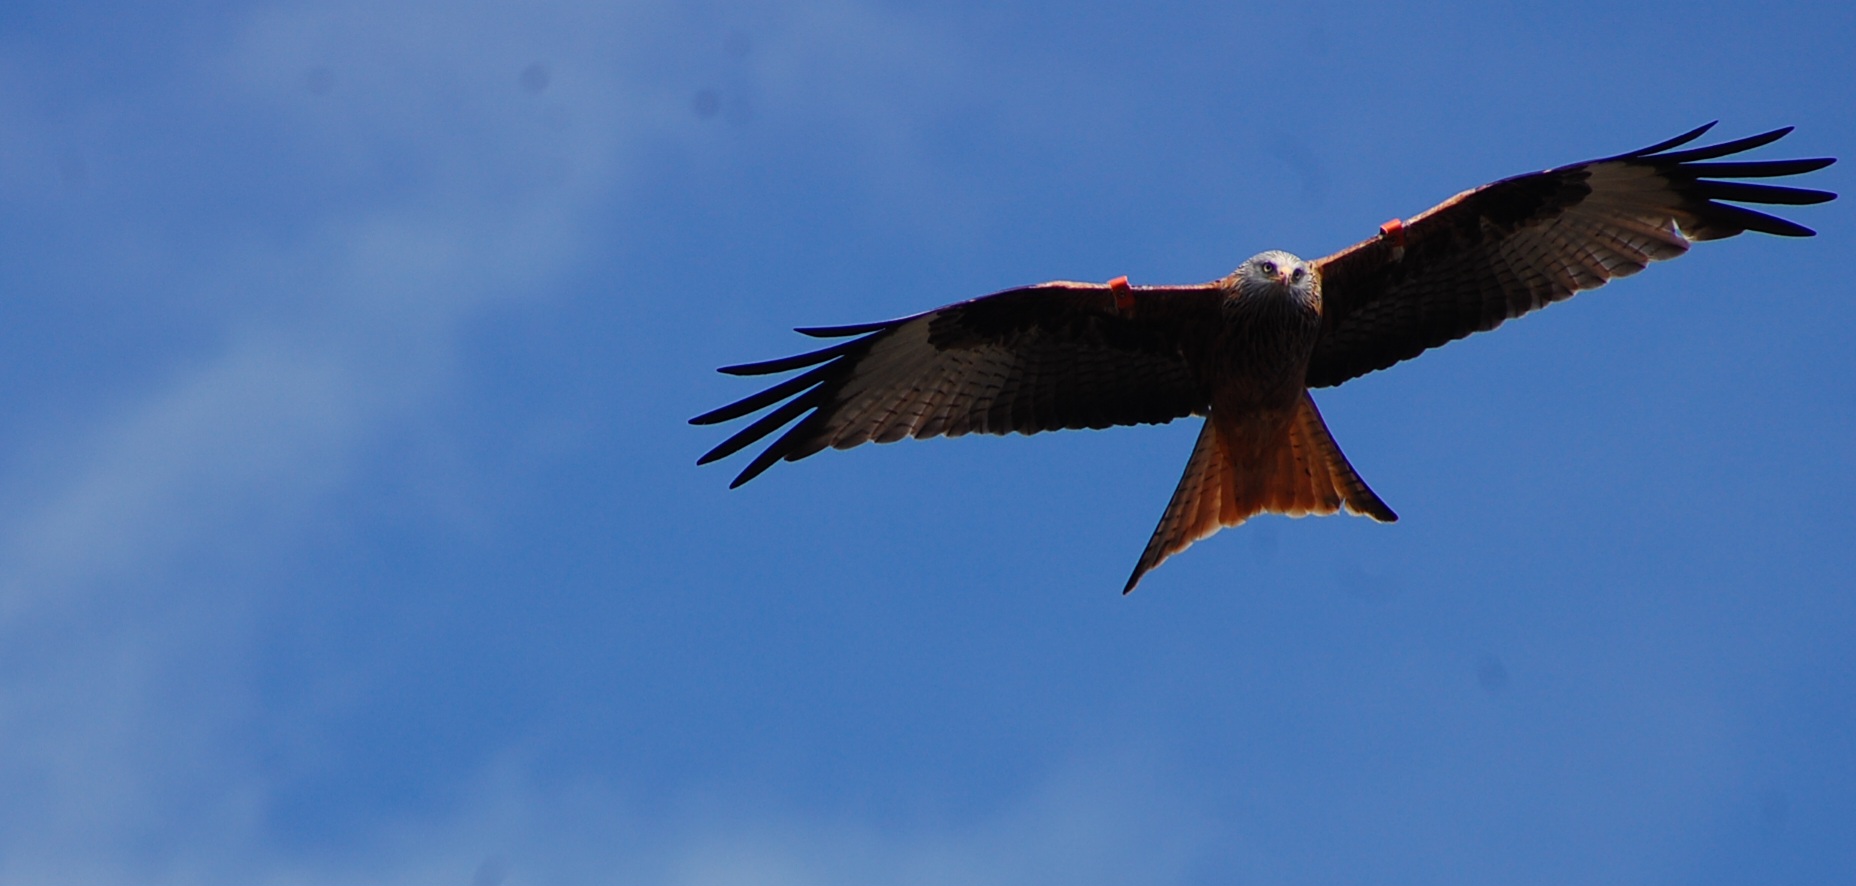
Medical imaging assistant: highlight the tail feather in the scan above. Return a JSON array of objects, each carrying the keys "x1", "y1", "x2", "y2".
[
  {"x1": 1123, "y1": 419, "x2": 1231, "y2": 593},
  {"x1": 1123, "y1": 394, "x2": 1395, "y2": 593},
  {"x1": 1293, "y1": 396, "x2": 1397, "y2": 523}
]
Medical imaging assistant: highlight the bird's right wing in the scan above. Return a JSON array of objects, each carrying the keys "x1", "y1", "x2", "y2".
[{"x1": 693, "y1": 281, "x2": 1226, "y2": 487}]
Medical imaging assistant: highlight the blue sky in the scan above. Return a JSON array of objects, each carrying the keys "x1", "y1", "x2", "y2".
[{"x1": 1, "y1": 1, "x2": 1852, "y2": 883}]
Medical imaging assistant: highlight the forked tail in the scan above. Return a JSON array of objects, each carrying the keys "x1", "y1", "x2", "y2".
[{"x1": 1124, "y1": 394, "x2": 1395, "y2": 593}]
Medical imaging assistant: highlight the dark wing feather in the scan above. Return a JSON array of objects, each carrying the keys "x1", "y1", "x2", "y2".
[
  {"x1": 1306, "y1": 125, "x2": 1836, "y2": 388},
  {"x1": 693, "y1": 283, "x2": 1226, "y2": 487}
]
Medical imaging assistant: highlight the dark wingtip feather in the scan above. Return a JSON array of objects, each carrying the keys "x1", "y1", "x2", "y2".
[
  {"x1": 719, "y1": 338, "x2": 866, "y2": 376},
  {"x1": 696, "y1": 393, "x2": 820, "y2": 468},
  {"x1": 727, "y1": 414, "x2": 822, "y2": 488},
  {"x1": 1122, "y1": 562, "x2": 1149, "y2": 595},
  {"x1": 1621, "y1": 122, "x2": 1717, "y2": 158},
  {"x1": 1695, "y1": 202, "x2": 1819, "y2": 238},
  {"x1": 1683, "y1": 157, "x2": 1837, "y2": 179},
  {"x1": 796, "y1": 319, "x2": 900, "y2": 338},
  {"x1": 727, "y1": 459, "x2": 774, "y2": 489},
  {"x1": 1650, "y1": 126, "x2": 1793, "y2": 163},
  {"x1": 1694, "y1": 180, "x2": 1838, "y2": 206},
  {"x1": 691, "y1": 364, "x2": 835, "y2": 425},
  {"x1": 700, "y1": 322, "x2": 899, "y2": 483},
  {"x1": 691, "y1": 407, "x2": 733, "y2": 427}
]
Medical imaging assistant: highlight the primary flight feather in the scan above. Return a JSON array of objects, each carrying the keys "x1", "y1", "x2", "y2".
[{"x1": 693, "y1": 124, "x2": 1835, "y2": 592}]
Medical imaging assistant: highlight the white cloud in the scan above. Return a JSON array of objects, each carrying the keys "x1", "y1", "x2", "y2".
[
  {"x1": 0, "y1": 0, "x2": 659, "y2": 874},
  {"x1": 0, "y1": 0, "x2": 652, "y2": 600},
  {"x1": 0, "y1": 1, "x2": 1072, "y2": 882},
  {"x1": 219, "y1": 751, "x2": 1207, "y2": 886}
]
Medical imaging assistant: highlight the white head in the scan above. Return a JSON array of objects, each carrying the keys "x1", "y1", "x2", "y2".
[{"x1": 1234, "y1": 250, "x2": 1318, "y2": 307}]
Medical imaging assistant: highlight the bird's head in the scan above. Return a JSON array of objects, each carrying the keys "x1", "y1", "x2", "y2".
[{"x1": 1234, "y1": 250, "x2": 1318, "y2": 308}]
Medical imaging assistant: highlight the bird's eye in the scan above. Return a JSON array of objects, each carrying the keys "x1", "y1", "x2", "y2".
[
  {"x1": 1291, "y1": 266, "x2": 1306, "y2": 282},
  {"x1": 1258, "y1": 260, "x2": 1277, "y2": 276}
]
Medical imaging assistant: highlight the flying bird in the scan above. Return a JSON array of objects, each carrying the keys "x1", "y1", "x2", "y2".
[{"x1": 693, "y1": 124, "x2": 1835, "y2": 592}]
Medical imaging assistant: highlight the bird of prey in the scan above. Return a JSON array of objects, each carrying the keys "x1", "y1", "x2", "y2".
[{"x1": 693, "y1": 124, "x2": 1835, "y2": 592}]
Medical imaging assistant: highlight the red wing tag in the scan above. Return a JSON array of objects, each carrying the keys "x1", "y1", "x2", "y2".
[
  {"x1": 1108, "y1": 276, "x2": 1134, "y2": 312},
  {"x1": 1378, "y1": 218, "x2": 1407, "y2": 260}
]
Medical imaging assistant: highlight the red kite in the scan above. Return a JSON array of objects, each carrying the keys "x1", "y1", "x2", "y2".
[{"x1": 694, "y1": 124, "x2": 1835, "y2": 592}]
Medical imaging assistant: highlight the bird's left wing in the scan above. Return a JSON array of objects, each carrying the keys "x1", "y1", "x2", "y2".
[
  {"x1": 1306, "y1": 124, "x2": 1835, "y2": 388},
  {"x1": 693, "y1": 282, "x2": 1225, "y2": 487}
]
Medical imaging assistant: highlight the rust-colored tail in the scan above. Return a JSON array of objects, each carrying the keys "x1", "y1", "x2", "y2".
[{"x1": 1123, "y1": 394, "x2": 1395, "y2": 593}]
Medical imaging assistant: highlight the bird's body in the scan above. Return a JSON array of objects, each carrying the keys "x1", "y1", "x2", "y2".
[
  {"x1": 694, "y1": 125, "x2": 1835, "y2": 591},
  {"x1": 1118, "y1": 252, "x2": 1398, "y2": 590}
]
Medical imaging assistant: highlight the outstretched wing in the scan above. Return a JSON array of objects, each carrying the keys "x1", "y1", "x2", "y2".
[
  {"x1": 1306, "y1": 124, "x2": 1836, "y2": 388},
  {"x1": 693, "y1": 282, "x2": 1225, "y2": 487}
]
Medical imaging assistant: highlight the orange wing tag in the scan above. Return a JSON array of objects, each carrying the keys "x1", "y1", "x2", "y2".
[
  {"x1": 1108, "y1": 275, "x2": 1135, "y2": 312},
  {"x1": 1378, "y1": 218, "x2": 1407, "y2": 261}
]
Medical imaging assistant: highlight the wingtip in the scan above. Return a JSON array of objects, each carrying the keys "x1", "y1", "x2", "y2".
[
  {"x1": 727, "y1": 456, "x2": 776, "y2": 488},
  {"x1": 1626, "y1": 121, "x2": 1718, "y2": 157},
  {"x1": 795, "y1": 319, "x2": 897, "y2": 338}
]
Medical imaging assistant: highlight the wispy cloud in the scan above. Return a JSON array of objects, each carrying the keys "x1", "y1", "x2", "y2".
[
  {"x1": 226, "y1": 751, "x2": 1207, "y2": 886},
  {"x1": 0, "y1": 1, "x2": 1090, "y2": 881},
  {"x1": 0, "y1": 0, "x2": 661, "y2": 875}
]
